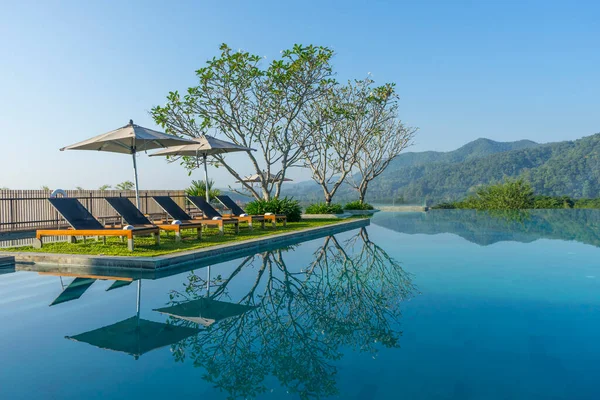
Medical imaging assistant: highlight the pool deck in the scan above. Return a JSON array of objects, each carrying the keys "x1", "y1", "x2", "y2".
[{"x1": 3, "y1": 218, "x2": 369, "y2": 270}]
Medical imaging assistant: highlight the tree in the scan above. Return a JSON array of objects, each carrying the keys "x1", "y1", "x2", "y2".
[
  {"x1": 98, "y1": 184, "x2": 111, "y2": 191},
  {"x1": 346, "y1": 81, "x2": 417, "y2": 203},
  {"x1": 41, "y1": 186, "x2": 50, "y2": 191},
  {"x1": 295, "y1": 80, "x2": 374, "y2": 205},
  {"x1": 115, "y1": 181, "x2": 134, "y2": 190},
  {"x1": 471, "y1": 178, "x2": 534, "y2": 210},
  {"x1": 185, "y1": 179, "x2": 221, "y2": 201},
  {"x1": 151, "y1": 43, "x2": 335, "y2": 200},
  {"x1": 75, "y1": 186, "x2": 84, "y2": 191}
]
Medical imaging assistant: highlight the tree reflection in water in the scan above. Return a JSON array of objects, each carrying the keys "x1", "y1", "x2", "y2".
[{"x1": 166, "y1": 228, "x2": 416, "y2": 399}]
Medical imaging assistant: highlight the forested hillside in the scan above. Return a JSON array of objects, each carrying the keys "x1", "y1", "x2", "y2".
[{"x1": 284, "y1": 134, "x2": 600, "y2": 204}]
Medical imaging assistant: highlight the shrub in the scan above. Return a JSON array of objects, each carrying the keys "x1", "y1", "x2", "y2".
[
  {"x1": 432, "y1": 179, "x2": 534, "y2": 210},
  {"x1": 245, "y1": 197, "x2": 302, "y2": 222},
  {"x1": 533, "y1": 195, "x2": 574, "y2": 209},
  {"x1": 186, "y1": 179, "x2": 221, "y2": 201},
  {"x1": 432, "y1": 202, "x2": 456, "y2": 209},
  {"x1": 305, "y1": 203, "x2": 344, "y2": 214},
  {"x1": 575, "y1": 198, "x2": 600, "y2": 209},
  {"x1": 344, "y1": 201, "x2": 374, "y2": 210},
  {"x1": 469, "y1": 179, "x2": 534, "y2": 210}
]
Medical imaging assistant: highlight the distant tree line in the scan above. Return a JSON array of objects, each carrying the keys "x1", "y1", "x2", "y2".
[{"x1": 433, "y1": 178, "x2": 600, "y2": 210}]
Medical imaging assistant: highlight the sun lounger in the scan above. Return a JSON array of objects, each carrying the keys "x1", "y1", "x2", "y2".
[
  {"x1": 35, "y1": 198, "x2": 159, "y2": 251},
  {"x1": 152, "y1": 196, "x2": 238, "y2": 235},
  {"x1": 106, "y1": 197, "x2": 202, "y2": 242},
  {"x1": 216, "y1": 195, "x2": 287, "y2": 227},
  {"x1": 187, "y1": 196, "x2": 261, "y2": 230}
]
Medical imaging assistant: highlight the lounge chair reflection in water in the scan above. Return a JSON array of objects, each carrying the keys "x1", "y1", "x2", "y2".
[
  {"x1": 35, "y1": 198, "x2": 159, "y2": 251},
  {"x1": 41, "y1": 271, "x2": 134, "y2": 306}
]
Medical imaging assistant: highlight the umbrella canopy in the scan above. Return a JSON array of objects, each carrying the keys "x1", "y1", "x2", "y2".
[
  {"x1": 66, "y1": 316, "x2": 199, "y2": 359},
  {"x1": 60, "y1": 120, "x2": 194, "y2": 207},
  {"x1": 150, "y1": 135, "x2": 254, "y2": 157},
  {"x1": 154, "y1": 298, "x2": 256, "y2": 327},
  {"x1": 238, "y1": 172, "x2": 293, "y2": 183},
  {"x1": 150, "y1": 135, "x2": 254, "y2": 202}
]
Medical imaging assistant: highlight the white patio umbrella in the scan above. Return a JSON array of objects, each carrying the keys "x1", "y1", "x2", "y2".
[
  {"x1": 237, "y1": 172, "x2": 293, "y2": 197},
  {"x1": 149, "y1": 135, "x2": 255, "y2": 202},
  {"x1": 238, "y1": 172, "x2": 293, "y2": 183},
  {"x1": 60, "y1": 120, "x2": 194, "y2": 208}
]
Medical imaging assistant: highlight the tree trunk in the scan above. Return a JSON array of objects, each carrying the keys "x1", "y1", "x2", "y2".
[{"x1": 358, "y1": 181, "x2": 369, "y2": 204}]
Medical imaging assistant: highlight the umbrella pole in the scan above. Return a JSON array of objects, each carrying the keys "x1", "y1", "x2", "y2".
[
  {"x1": 206, "y1": 265, "x2": 211, "y2": 295},
  {"x1": 131, "y1": 151, "x2": 141, "y2": 209},
  {"x1": 203, "y1": 154, "x2": 209, "y2": 202},
  {"x1": 136, "y1": 279, "x2": 142, "y2": 326}
]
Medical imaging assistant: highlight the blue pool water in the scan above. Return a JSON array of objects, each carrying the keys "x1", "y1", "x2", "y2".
[{"x1": 1, "y1": 210, "x2": 599, "y2": 399}]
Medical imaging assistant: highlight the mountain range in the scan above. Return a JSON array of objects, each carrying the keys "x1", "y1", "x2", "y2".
[{"x1": 283, "y1": 133, "x2": 600, "y2": 204}]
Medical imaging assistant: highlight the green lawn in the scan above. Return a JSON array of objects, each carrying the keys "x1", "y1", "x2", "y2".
[{"x1": 3, "y1": 219, "x2": 343, "y2": 257}]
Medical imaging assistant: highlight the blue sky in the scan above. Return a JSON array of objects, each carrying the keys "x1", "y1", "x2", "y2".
[{"x1": 1, "y1": 0, "x2": 599, "y2": 190}]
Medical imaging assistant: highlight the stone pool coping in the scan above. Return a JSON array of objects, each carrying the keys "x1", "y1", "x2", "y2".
[{"x1": 3, "y1": 218, "x2": 369, "y2": 270}]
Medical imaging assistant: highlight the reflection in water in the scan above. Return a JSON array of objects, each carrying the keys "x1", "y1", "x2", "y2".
[
  {"x1": 373, "y1": 209, "x2": 600, "y2": 247},
  {"x1": 65, "y1": 280, "x2": 199, "y2": 360},
  {"x1": 38, "y1": 271, "x2": 135, "y2": 306},
  {"x1": 165, "y1": 228, "x2": 416, "y2": 399},
  {"x1": 154, "y1": 298, "x2": 255, "y2": 327}
]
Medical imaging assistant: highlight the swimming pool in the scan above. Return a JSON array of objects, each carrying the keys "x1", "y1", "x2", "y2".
[{"x1": 1, "y1": 210, "x2": 598, "y2": 399}]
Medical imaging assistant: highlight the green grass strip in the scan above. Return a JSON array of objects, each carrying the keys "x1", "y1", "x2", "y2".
[{"x1": 3, "y1": 220, "x2": 342, "y2": 257}]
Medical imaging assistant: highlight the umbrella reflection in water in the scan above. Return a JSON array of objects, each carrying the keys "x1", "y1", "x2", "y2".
[{"x1": 64, "y1": 280, "x2": 199, "y2": 360}]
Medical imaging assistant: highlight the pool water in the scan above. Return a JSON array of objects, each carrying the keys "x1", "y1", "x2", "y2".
[{"x1": 1, "y1": 210, "x2": 599, "y2": 399}]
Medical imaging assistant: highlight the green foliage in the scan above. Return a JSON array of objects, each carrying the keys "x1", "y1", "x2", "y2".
[
  {"x1": 470, "y1": 179, "x2": 534, "y2": 210},
  {"x1": 185, "y1": 179, "x2": 221, "y2": 201},
  {"x1": 98, "y1": 184, "x2": 111, "y2": 191},
  {"x1": 151, "y1": 43, "x2": 335, "y2": 201},
  {"x1": 115, "y1": 181, "x2": 134, "y2": 190},
  {"x1": 305, "y1": 203, "x2": 344, "y2": 214},
  {"x1": 432, "y1": 202, "x2": 456, "y2": 209},
  {"x1": 533, "y1": 195, "x2": 574, "y2": 209},
  {"x1": 245, "y1": 197, "x2": 302, "y2": 222},
  {"x1": 436, "y1": 193, "x2": 600, "y2": 210},
  {"x1": 574, "y1": 198, "x2": 600, "y2": 208},
  {"x1": 434, "y1": 179, "x2": 534, "y2": 210},
  {"x1": 344, "y1": 201, "x2": 374, "y2": 210}
]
